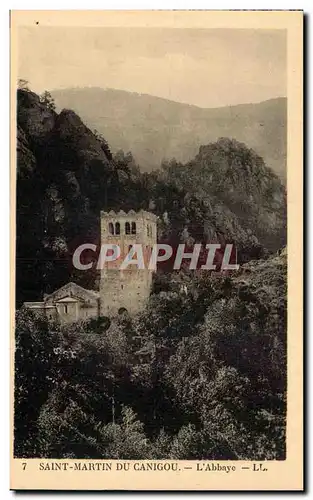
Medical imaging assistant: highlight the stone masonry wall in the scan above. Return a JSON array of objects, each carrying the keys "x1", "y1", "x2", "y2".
[{"x1": 100, "y1": 210, "x2": 157, "y2": 316}]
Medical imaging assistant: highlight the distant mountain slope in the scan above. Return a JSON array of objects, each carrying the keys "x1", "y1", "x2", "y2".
[
  {"x1": 52, "y1": 87, "x2": 287, "y2": 180},
  {"x1": 16, "y1": 88, "x2": 286, "y2": 306}
]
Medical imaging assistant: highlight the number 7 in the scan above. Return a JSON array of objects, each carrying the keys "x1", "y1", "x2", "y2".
[{"x1": 22, "y1": 463, "x2": 27, "y2": 470}]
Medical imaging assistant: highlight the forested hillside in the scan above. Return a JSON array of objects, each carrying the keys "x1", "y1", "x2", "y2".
[
  {"x1": 52, "y1": 87, "x2": 287, "y2": 180},
  {"x1": 15, "y1": 86, "x2": 287, "y2": 460},
  {"x1": 16, "y1": 87, "x2": 286, "y2": 306},
  {"x1": 15, "y1": 249, "x2": 287, "y2": 459}
]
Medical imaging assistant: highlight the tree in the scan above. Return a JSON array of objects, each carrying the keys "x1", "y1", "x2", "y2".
[
  {"x1": 14, "y1": 309, "x2": 59, "y2": 457},
  {"x1": 15, "y1": 87, "x2": 287, "y2": 461},
  {"x1": 97, "y1": 407, "x2": 151, "y2": 459},
  {"x1": 39, "y1": 90, "x2": 56, "y2": 111},
  {"x1": 17, "y1": 79, "x2": 30, "y2": 91}
]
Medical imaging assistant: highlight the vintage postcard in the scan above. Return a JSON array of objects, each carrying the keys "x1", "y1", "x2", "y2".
[{"x1": 10, "y1": 10, "x2": 303, "y2": 491}]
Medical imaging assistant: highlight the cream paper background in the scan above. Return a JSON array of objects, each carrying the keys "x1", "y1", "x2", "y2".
[{"x1": 10, "y1": 10, "x2": 303, "y2": 491}]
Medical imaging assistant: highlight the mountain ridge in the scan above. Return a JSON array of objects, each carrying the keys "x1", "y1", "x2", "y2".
[
  {"x1": 51, "y1": 87, "x2": 287, "y2": 180},
  {"x1": 16, "y1": 88, "x2": 286, "y2": 306},
  {"x1": 51, "y1": 85, "x2": 285, "y2": 110}
]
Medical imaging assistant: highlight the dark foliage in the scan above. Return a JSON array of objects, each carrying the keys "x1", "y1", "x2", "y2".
[
  {"x1": 14, "y1": 88, "x2": 287, "y2": 460},
  {"x1": 16, "y1": 89, "x2": 286, "y2": 306},
  {"x1": 14, "y1": 251, "x2": 287, "y2": 459}
]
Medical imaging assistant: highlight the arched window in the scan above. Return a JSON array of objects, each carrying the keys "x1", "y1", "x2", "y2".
[
  {"x1": 109, "y1": 222, "x2": 114, "y2": 235},
  {"x1": 131, "y1": 222, "x2": 136, "y2": 235},
  {"x1": 125, "y1": 222, "x2": 130, "y2": 235},
  {"x1": 147, "y1": 225, "x2": 150, "y2": 237},
  {"x1": 115, "y1": 222, "x2": 120, "y2": 235},
  {"x1": 118, "y1": 307, "x2": 128, "y2": 315}
]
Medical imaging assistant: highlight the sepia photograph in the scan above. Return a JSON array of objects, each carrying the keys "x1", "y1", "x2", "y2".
[{"x1": 10, "y1": 10, "x2": 303, "y2": 491}]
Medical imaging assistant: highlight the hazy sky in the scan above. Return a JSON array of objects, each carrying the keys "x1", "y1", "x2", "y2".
[{"x1": 18, "y1": 27, "x2": 286, "y2": 108}]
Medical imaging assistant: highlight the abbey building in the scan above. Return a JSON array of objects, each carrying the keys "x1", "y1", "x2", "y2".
[{"x1": 24, "y1": 209, "x2": 157, "y2": 323}]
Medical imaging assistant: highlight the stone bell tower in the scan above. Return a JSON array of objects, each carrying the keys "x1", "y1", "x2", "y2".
[{"x1": 99, "y1": 209, "x2": 157, "y2": 317}]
